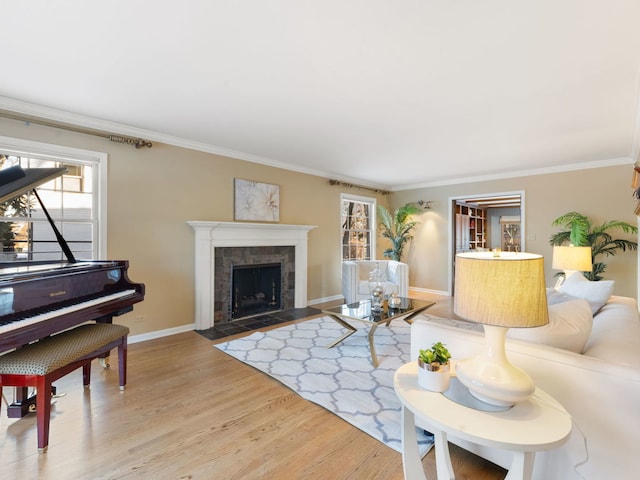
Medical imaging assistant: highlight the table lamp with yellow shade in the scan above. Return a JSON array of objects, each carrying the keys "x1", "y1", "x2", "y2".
[
  {"x1": 552, "y1": 245, "x2": 592, "y2": 287},
  {"x1": 454, "y1": 252, "x2": 548, "y2": 407}
]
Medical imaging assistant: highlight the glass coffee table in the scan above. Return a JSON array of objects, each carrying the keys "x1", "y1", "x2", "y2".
[{"x1": 322, "y1": 297, "x2": 434, "y2": 367}]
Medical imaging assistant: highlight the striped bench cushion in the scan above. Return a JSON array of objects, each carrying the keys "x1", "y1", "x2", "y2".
[{"x1": 0, "y1": 323, "x2": 129, "y2": 376}]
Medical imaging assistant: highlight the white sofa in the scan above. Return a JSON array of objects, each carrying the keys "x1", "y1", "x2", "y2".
[
  {"x1": 410, "y1": 293, "x2": 640, "y2": 480},
  {"x1": 341, "y1": 260, "x2": 409, "y2": 304}
]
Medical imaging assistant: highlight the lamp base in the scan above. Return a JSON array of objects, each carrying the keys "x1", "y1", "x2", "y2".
[
  {"x1": 455, "y1": 325, "x2": 535, "y2": 407},
  {"x1": 443, "y1": 377, "x2": 511, "y2": 412}
]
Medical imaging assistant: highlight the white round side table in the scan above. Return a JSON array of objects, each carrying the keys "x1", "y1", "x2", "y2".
[{"x1": 394, "y1": 362, "x2": 572, "y2": 480}]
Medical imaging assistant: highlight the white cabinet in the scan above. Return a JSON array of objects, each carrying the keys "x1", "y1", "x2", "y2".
[
  {"x1": 455, "y1": 203, "x2": 486, "y2": 251},
  {"x1": 455, "y1": 214, "x2": 470, "y2": 252}
]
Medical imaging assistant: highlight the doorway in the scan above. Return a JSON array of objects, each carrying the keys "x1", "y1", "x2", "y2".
[{"x1": 449, "y1": 191, "x2": 524, "y2": 294}]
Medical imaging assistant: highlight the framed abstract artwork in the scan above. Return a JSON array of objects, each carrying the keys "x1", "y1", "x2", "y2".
[{"x1": 234, "y1": 178, "x2": 280, "y2": 222}]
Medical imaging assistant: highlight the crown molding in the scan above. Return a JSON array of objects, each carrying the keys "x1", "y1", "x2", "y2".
[
  {"x1": 0, "y1": 96, "x2": 395, "y2": 191},
  {"x1": 1, "y1": 96, "x2": 633, "y2": 193},
  {"x1": 393, "y1": 156, "x2": 634, "y2": 191}
]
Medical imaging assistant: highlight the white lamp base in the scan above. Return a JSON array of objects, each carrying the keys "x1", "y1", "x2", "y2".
[{"x1": 456, "y1": 325, "x2": 535, "y2": 407}]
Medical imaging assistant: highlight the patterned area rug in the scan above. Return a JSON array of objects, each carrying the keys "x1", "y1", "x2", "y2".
[{"x1": 215, "y1": 315, "x2": 433, "y2": 455}]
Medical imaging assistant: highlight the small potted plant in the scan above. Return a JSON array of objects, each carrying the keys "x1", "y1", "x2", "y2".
[{"x1": 417, "y1": 342, "x2": 452, "y2": 392}]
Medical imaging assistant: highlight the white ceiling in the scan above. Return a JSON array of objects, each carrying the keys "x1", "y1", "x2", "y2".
[{"x1": 2, "y1": 1, "x2": 640, "y2": 190}]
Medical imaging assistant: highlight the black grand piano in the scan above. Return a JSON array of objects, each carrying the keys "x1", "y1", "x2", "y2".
[{"x1": 0, "y1": 165, "x2": 145, "y2": 416}]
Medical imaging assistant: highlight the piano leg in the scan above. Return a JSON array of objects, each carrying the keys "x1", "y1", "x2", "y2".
[
  {"x1": 7, "y1": 387, "x2": 35, "y2": 418},
  {"x1": 7, "y1": 386, "x2": 56, "y2": 418},
  {"x1": 95, "y1": 312, "x2": 128, "y2": 369}
]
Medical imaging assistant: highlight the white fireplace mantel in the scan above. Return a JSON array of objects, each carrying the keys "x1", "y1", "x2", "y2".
[{"x1": 187, "y1": 221, "x2": 316, "y2": 329}]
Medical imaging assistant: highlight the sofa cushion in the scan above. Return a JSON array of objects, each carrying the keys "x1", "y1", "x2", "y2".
[
  {"x1": 507, "y1": 298, "x2": 593, "y2": 353},
  {"x1": 558, "y1": 273, "x2": 614, "y2": 314},
  {"x1": 583, "y1": 296, "x2": 640, "y2": 368},
  {"x1": 546, "y1": 288, "x2": 580, "y2": 306}
]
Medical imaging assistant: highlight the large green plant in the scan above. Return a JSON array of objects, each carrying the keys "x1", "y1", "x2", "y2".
[
  {"x1": 377, "y1": 203, "x2": 422, "y2": 261},
  {"x1": 550, "y1": 211, "x2": 638, "y2": 281}
]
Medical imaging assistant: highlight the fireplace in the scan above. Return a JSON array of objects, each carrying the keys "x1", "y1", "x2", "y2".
[
  {"x1": 188, "y1": 221, "x2": 316, "y2": 330},
  {"x1": 215, "y1": 245, "x2": 295, "y2": 322},
  {"x1": 232, "y1": 262, "x2": 281, "y2": 319}
]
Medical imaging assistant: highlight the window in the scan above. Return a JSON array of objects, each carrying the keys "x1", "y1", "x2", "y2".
[
  {"x1": 0, "y1": 137, "x2": 107, "y2": 263},
  {"x1": 341, "y1": 194, "x2": 376, "y2": 261}
]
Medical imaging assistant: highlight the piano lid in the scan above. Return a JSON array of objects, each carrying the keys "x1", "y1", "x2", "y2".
[{"x1": 0, "y1": 165, "x2": 67, "y2": 203}]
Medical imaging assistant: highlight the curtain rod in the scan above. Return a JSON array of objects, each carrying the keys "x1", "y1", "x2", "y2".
[
  {"x1": 328, "y1": 179, "x2": 391, "y2": 195},
  {"x1": 0, "y1": 111, "x2": 152, "y2": 149}
]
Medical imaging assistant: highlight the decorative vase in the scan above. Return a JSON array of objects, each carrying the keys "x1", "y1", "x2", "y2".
[
  {"x1": 389, "y1": 292, "x2": 402, "y2": 308},
  {"x1": 368, "y1": 269, "x2": 385, "y2": 312},
  {"x1": 417, "y1": 359, "x2": 451, "y2": 392}
]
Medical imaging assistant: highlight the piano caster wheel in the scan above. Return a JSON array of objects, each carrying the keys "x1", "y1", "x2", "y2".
[{"x1": 99, "y1": 357, "x2": 110, "y2": 369}]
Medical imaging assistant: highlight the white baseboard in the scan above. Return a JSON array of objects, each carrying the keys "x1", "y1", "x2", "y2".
[
  {"x1": 129, "y1": 323, "x2": 195, "y2": 344},
  {"x1": 409, "y1": 286, "x2": 450, "y2": 296},
  {"x1": 128, "y1": 288, "x2": 449, "y2": 344},
  {"x1": 307, "y1": 294, "x2": 344, "y2": 305}
]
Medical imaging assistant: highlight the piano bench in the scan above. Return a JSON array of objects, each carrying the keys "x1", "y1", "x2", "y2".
[{"x1": 0, "y1": 323, "x2": 129, "y2": 453}]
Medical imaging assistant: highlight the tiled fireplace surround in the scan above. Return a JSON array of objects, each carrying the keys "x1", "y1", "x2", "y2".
[
  {"x1": 215, "y1": 245, "x2": 295, "y2": 321},
  {"x1": 188, "y1": 221, "x2": 316, "y2": 330}
]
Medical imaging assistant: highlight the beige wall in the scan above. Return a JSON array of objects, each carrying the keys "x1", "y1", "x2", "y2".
[
  {"x1": 392, "y1": 164, "x2": 638, "y2": 298},
  {"x1": 2, "y1": 117, "x2": 636, "y2": 336},
  {"x1": 0, "y1": 118, "x2": 390, "y2": 335}
]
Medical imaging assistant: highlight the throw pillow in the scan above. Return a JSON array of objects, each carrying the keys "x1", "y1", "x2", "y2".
[
  {"x1": 546, "y1": 288, "x2": 580, "y2": 306},
  {"x1": 558, "y1": 273, "x2": 614, "y2": 314},
  {"x1": 507, "y1": 298, "x2": 593, "y2": 353}
]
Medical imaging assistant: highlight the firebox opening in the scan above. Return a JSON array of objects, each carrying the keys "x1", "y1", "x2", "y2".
[{"x1": 231, "y1": 262, "x2": 282, "y2": 319}]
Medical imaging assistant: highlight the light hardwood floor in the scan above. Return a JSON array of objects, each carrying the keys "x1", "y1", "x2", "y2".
[{"x1": 0, "y1": 292, "x2": 506, "y2": 479}]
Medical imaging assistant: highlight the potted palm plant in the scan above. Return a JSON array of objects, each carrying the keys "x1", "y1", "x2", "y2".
[
  {"x1": 550, "y1": 211, "x2": 637, "y2": 281},
  {"x1": 377, "y1": 203, "x2": 422, "y2": 261},
  {"x1": 417, "y1": 342, "x2": 452, "y2": 392}
]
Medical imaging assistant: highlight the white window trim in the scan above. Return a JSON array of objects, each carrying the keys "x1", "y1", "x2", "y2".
[
  {"x1": 340, "y1": 192, "x2": 377, "y2": 261},
  {"x1": 0, "y1": 135, "x2": 108, "y2": 258}
]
